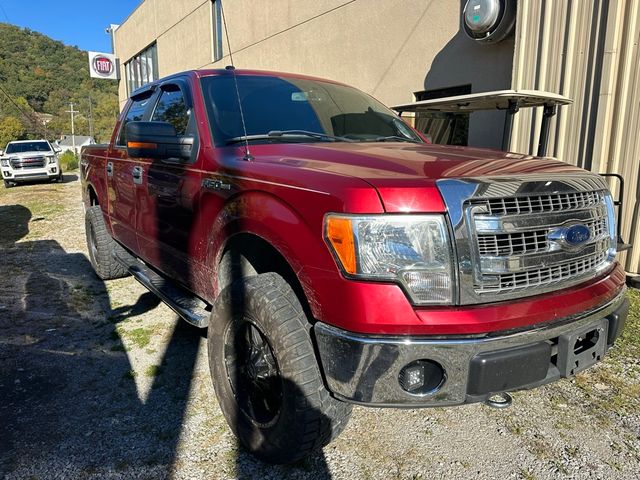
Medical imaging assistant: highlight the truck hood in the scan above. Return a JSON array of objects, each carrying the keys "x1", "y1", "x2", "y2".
[{"x1": 252, "y1": 142, "x2": 589, "y2": 212}]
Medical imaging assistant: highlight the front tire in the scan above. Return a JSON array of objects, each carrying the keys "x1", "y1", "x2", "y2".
[
  {"x1": 85, "y1": 205, "x2": 129, "y2": 280},
  {"x1": 3, "y1": 180, "x2": 12, "y2": 188},
  {"x1": 208, "y1": 272, "x2": 351, "y2": 464}
]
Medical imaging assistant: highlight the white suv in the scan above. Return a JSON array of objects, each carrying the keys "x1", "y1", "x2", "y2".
[{"x1": 0, "y1": 140, "x2": 63, "y2": 188}]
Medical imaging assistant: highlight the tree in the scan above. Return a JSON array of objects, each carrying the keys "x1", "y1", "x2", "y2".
[{"x1": 0, "y1": 116, "x2": 27, "y2": 148}]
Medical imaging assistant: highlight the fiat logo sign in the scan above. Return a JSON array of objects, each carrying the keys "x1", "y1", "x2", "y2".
[{"x1": 92, "y1": 56, "x2": 114, "y2": 76}]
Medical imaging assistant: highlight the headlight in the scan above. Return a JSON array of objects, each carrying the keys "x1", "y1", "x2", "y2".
[
  {"x1": 324, "y1": 214, "x2": 454, "y2": 304},
  {"x1": 0, "y1": 159, "x2": 8, "y2": 167},
  {"x1": 47, "y1": 155, "x2": 56, "y2": 164}
]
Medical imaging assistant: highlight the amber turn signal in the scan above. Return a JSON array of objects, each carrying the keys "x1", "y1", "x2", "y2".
[
  {"x1": 127, "y1": 141, "x2": 157, "y2": 149},
  {"x1": 325, "y1": 216, "x2": 357, "y2": 274}
]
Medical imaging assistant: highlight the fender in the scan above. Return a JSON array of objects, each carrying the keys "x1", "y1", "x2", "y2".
[{"x1": 203, "y1": 189, "x2": 341, "y2": 315}]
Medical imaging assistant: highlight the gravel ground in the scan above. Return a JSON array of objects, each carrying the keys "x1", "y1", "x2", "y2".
[{"x1": 0, "y1": 176, "x2": 639, "y2": 480}]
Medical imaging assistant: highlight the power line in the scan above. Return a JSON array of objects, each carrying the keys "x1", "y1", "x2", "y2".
[
  {"x1": 0, "y1": 2, "x2": 10, "y2": 22},
  {"x1": 0, "y1": 84, "x2": 48, "y2": 137}
]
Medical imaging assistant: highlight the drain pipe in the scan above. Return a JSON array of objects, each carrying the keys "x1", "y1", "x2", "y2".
[{"x1": 484, "y1": 392, "x2": 513, "y2": 409}]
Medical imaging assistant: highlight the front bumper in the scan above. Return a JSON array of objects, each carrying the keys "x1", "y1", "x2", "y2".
[
  {"x1": 315, "y1": 289, "x2": 629, "y2": 407},
  {"x1": 2, "y1": 165, "x2": 60, "y2": 182}
]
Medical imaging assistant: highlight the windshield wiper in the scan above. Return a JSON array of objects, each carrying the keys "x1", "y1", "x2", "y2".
[
  {"x1": 372, "y1": 135, "x2": 422, "y2": 143},
  {"x1": 268, "y1": 130, "x2": 355, "y2": 142},
  {"x1": 226, "y1": 130, "x2": 355, "y2": 145}
]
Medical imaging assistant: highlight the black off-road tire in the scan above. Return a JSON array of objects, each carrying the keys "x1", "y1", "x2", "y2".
[
  {"x1": 85, "y1": 205, "x2": 129, "y2": 280},
  {"x1": 208, "y1": 272, "x2": 352, "y2": 464},
  {"x1": 3, "y1": 180, "x2": 12, "y2": 188}
]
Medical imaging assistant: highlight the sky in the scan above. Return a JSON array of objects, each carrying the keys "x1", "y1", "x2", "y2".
[{"x1": 0, "y1": 0, "x2": 142, "y2": 52}]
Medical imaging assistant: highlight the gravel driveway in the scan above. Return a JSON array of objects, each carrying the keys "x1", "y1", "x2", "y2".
[{"x1": 1, "y1": 176, "x2": 638, "y2": 479}]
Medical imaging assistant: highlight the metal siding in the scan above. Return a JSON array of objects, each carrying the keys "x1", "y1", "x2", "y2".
[{"x1": 511, "y1": 0, "x2": 640, "y2": 274}]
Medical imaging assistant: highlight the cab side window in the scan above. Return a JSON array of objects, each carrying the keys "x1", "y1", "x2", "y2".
[
  {"x1": 117, "y1": 94, "x2": 152, "y2": 146},
  {"x1": 152, "y1": 86, "x2": 190, "y2": 135}
]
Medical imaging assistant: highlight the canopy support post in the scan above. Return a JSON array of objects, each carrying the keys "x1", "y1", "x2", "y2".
[
  {"x1": 537, "y1": 104, "x2": 557, "y2": 157},
  {"x1": 501, "y1": 100, "x2": 519, "y2": 151}
]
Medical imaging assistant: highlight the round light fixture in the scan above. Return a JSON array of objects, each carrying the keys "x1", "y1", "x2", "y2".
[{"x1": 463, "y1": 0, "x2": 517, "y2": 44}]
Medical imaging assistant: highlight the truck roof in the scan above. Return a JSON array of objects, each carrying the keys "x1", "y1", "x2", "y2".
[
  {"x1": 129, "y1": 68, "x2": 348, "y2": 99},
  {"x1": 7, "y1": 139, "x2": 49, "y2": 144}
]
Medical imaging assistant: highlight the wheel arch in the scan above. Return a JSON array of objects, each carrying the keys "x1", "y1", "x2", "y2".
[
  {"x1": 217, "y1": 232, "x2": 313, "y2": 319},
  {"x1": 86, "y1": 183, "x2": 99, "y2": 206}
]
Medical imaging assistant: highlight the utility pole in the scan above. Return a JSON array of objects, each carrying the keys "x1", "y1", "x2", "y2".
[
  {"x1": 87, "y1": 96, "x2": 94, "y2": 139},
  {"x1": 65, "y1": 103, "x2": 79, "y2": 156}
]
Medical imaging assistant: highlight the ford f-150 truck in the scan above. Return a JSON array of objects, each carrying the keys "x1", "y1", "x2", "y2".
[{"x1": 81, "y1": 69, "x2": 629, "y2": 464}]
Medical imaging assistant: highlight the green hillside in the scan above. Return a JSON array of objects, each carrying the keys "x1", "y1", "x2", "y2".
[{"x1": 0, "y1": 22, "x2": 119, "y2": 146}]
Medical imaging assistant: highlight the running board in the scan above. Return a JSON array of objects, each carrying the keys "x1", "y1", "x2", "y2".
[{"x1": 113, "y1": 249, "x2": 209, "y2": 328}]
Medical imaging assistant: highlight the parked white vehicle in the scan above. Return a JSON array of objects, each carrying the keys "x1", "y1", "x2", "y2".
[{"x1": 0, "y1": 140, "x2": 63, "y2": 188}]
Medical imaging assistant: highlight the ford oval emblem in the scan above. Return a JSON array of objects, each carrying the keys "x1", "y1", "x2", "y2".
[{"x1": 565, "y1": 224, "x2": 591, "y2": 246}]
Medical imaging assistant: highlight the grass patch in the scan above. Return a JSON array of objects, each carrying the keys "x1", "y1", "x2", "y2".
[
  {"x1": 23, "y1": 198, "x2": 65, "y2": 219},
  {"x1": 144, "y1": 365, "x2": 162, "y2": 377},
  {"x1": 610, "y1": 288, "x2": 640, "y2": 360},
  {"x1": 115, "y1": 325, "x2": 154, "y2": 349},
  {"x1": 572, "y1": 289, "x2": 640, "y2": 418}
]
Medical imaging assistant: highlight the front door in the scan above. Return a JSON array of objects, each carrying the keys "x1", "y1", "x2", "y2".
[{"x1": 134, "y1": 81, "x2": 202, "y2": 289}]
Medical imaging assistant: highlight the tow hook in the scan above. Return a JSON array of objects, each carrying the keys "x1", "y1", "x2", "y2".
[{"x1": 484, "y1": 392, "x2": 513, "y2": 409}]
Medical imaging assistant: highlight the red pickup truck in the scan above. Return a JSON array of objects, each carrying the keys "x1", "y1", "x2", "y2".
[{"x1": 81, "y1": 69, "x2": 629, "y2": 463}]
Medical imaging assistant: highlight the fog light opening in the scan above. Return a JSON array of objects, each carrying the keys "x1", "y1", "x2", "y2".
[{"x1": 399, "y1": 359, "x2": 445, "y2": 395}]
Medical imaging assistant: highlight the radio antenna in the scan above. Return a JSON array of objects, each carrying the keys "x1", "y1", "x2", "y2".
[{"x1": 219, "y1": 1, "x2": 253, "y2": 161}]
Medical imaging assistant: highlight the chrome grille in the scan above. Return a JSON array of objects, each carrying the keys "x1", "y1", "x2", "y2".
[
  {"x1": 475, "y1": 190, "x2": 603, "y2": 216},
  {"x1": 10, "y1": 156, "x2": 46, "y2": 169},
  {"x1": 436, "y1": 176, "x2": 616, "y2": 305},
  {"x1": 478, "y1": 230, "x2": 548, "y2": 256},
  {"x1": 476, "y1": 250, "x2": 608, "y2": 294},
  {"x1": 477, "y1": 217, "x2": 608, "y2": 257}
]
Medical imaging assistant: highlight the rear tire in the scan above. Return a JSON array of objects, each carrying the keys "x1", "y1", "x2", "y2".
[
  {"x1": 85, "y1": 205, "x2": 129, "y2": 280},
  {"x1": 208, "y1": 272, "x2": 351, "y2": 464}
]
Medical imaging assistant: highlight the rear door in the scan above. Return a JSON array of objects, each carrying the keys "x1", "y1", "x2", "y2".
[
  {"x1": 134, "y1": 79, "x2": 202, "y2": 288},
  {"x1": 107, "y1": 89, "x2": 157, "y2": 254}
]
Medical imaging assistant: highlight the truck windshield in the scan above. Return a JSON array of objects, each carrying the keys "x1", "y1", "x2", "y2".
[
  {"x1": 5, "y1": 141, "x2": 52, "y2": 154},
  {"x1": 200, "y1": 75, "x2": 422, "y2": 146}
]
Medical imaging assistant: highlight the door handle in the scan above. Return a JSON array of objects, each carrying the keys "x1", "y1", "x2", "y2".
[
  {"x1": 132, "y1": 166, "x2": 143, "y2": 185},
  {"x1": 106, "y1": 162, "x2": 113, "y2": 176}
]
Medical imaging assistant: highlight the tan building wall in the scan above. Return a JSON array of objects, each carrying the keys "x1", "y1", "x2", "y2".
[
  {"x1": 114, "y1": 0, "x2": 514, "y2": 148},
  {"x1": 510, "y1": 0, "x2": 640, "y2": 274}
]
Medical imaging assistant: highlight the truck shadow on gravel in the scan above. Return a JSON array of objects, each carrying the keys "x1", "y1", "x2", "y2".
[
  {"x1": 0, "y1": 203, "x2": 333, "y2": 479},
  {"x1": 0, "y1": 203, "x2": 198, "y2": 477}
]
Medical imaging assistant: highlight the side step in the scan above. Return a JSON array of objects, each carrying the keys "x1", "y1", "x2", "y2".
[{"x1": 113, "y1": 248, "x2": 210, "y2": 328}]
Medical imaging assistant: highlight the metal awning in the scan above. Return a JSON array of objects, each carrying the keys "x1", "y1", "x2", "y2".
[
  {"x1": 392, "y1": 89, "x2": 572, "y2": 113},
  {"x1": 392, "y1": 89, "x2": 573, "y2": 156}
]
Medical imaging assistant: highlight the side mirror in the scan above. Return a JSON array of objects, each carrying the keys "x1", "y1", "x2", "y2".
[
  {"x1": 54, "y1": 147, "x2": 62, "y2": 154},
  {"x1": 125, "y1": 121, "x2": 193, "y2": 160},
  {"x1": 0, "y1": 150, "x2": 3, "y2": 156}
]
